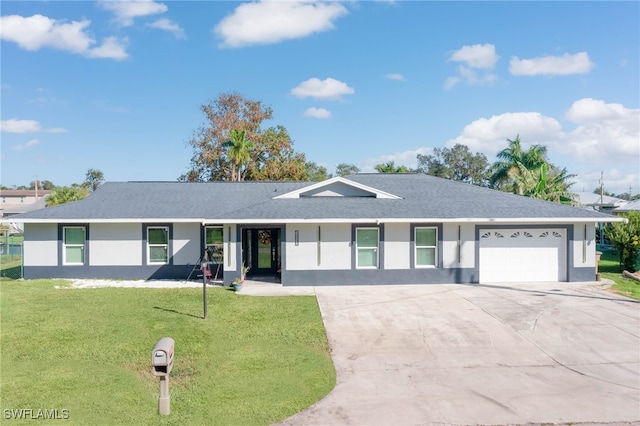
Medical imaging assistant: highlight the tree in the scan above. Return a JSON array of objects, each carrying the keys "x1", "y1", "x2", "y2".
[
  {"x1": 605, "y1": 211, "x2": 640, "y2": 272},
  {"x1": 181, "y1": 92, "x2": 308, "y2": 182},
  {"x1": 512, "y1": 162, "x2": 576, "y2": 203},
  {"x1": 335, "y1": 163, "x2": 360, "y2": 177},
  {"x1": 374, "y1": 161, "x2": 411, "y2": 173},
  {"x1": 29, "y1": 180, "x2": 56, "y2": 190},
  {"x1": 490, "y1": 135, "x2": 548, "y2": 194},
  {"x1": 84, "y1": 169, "x2": 105, "y2": 191},
  {"x1": 416, "y1": 144, "x2": 489, "y2": 186},
  {"x1": 222, "y1": 129, "x2": 253, "y2": 181},
  {"x1": 305, "y1": 162, "x2": 331, "y2": 181},
  {"x1": 46, "y1": 186, "x2": 89, "y2": 207}
]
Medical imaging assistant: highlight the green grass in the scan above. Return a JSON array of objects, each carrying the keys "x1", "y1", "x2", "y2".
[
  {"x1": 1, "y1": 280, "x2": 336, "y2": 425},
  {"x1": 598, "y1": 250, "x2": 640, "y2": 300}
]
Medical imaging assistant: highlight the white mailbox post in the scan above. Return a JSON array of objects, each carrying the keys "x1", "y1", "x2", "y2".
[{"x1": 152, "y1": 337, "x2": 174, "y2": 415}]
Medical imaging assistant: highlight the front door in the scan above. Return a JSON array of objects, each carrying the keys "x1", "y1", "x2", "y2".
[{"x1": 244, "y1": 228, "x2": 279, "y2": 276}]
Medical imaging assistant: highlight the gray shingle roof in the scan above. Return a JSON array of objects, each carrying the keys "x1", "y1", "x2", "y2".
[{"x1": 10, "y1": 174, "x2": 617, "y2": 222}]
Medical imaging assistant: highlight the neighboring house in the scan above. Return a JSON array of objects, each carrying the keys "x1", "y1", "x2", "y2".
[
  {"x1": 0, "y1": 189, "x2": 51, "y2": 218},
  {"x1": 573, "y1": 192, "x2": 628, "y2": 212},
  {"x1": 613, "y1": 199, "x2": 640, "y2": 213},
  {"x1": 7, "y1": 174, "x2": 621, "y2": 285}
]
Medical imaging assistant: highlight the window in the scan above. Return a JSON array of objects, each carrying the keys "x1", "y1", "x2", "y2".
[
  {"x1": 147, "y1": 227, "x2": 169, "y2": 264},
  {"x1": 356, "y1": 228, "x2": 379, "y2": 268},
  {"x1": 63, "y1": 226, "x2": 86, "y2": 265},
  {"x1": 415, "y1": 227, "x2": 437, "y2": 267},
  {"x1": 205, "y1": 226, "x2": 224, "y2": 263}
]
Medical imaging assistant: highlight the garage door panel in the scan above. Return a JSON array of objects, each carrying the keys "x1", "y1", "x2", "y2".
[{"x1": 479, "y1": 229, "x2": 566, "y2": 283}]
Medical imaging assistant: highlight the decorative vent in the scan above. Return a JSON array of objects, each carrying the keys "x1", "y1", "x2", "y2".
[
  {"x1": 524, "y1": 232, "x2": 533, "y2": 238},
  {"x1": 481, "y1": 232, "x2": 491, "y2": 238},
  {"x1": 510, "y1": 232, "x2": 520, "y2": 238},
  {"x1": 495, "y1": 232, "x2": 504, "y2": 238},
  {"x1": 553, "y1": 231, "x2": 562, "y2": 238}
]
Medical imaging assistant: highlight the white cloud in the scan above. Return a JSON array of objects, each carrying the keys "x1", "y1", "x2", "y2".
[
  {"x1": 385, "y1": 73, "x2": 406, "y2": 81},
  {"x1": 147, "y1": 18, "x2": 185, "y2": 39},
  {"x1": 0, "y1": 14, "x2": 128, "y2": 60},
  {"x1": 304, "y1": 107, "x2": 332, "y2": 119},
  {"x1": 446, "y1": 43, "x2": 499, "y2": 89},
  {"x1": 85, "y1": 36, "x2": 129, "y2": 60},
  {"x1": 99, "y1": 0, "x2": 168, "y2": 26},
  {"x1": 13, "y1": 139, "x2": 40, "y2": 151},
  {"x1": 360, "y1": 147, "x2": 432, "y2": 172},
  {"x1": 215, "y1": 0, "x2": 348, "y2": 48},
  {"x1": 291, "y1": 77, "x2": 354, "y2": 100},
  {"x1": 440, "y1": 99, "x2": 639, "y2": 194},
  {"x1": 510, "y1": 52, "x2": 594, "y2": 76},
  {"x1": 562, "y1": 98, "x2": 639, "y2": 162},
  {"x1": 0, "y1": 118, "x2": 67, "y2": 134},
  {"x1": 444, "y1": 112, "x2": 563, "y2": 155},
  {"x1": 449, "y1": 43, "x2": 499, "y2": 69}
]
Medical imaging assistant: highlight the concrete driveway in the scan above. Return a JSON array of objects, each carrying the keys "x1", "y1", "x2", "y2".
[{"x1": 279, "y1": 282, "x2": 640, "y2": 425}]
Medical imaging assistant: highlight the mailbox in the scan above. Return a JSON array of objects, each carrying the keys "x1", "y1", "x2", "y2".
[{"x1": 152, "y1": 337, "x2": 174, "y2": 377}]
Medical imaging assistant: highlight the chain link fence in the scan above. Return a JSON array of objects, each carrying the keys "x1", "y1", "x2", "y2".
[{"x1": 1, "y1": 232, "x2": 23, "y2": 280}]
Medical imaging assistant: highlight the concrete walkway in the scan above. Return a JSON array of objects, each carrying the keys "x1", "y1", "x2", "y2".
[{"x1": 262, "y1": 281, "x2": 640, "y2": 426}]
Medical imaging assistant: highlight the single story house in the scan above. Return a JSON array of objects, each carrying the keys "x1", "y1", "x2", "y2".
[{"x1": 8, "y1": 174, "x2": 621, "y2": 286}]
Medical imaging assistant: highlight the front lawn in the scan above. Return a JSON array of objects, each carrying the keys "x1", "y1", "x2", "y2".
[
  {"x1": 599, "y1": 250, "x2": 640, "y2": 300},
  {"x1": 0, "y1": 280, "x2": 335, "y2": 425}
]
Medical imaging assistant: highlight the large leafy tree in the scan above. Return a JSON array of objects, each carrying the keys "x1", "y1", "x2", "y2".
[
  {"x1": 335, "y1": 163, "x2": 360, "y2": 177},
  {"x1": 305, "y1": 162, "x2": 331, "y2": 182},
  {"x1": 375, "y1": 161, "x2": 411, "y2": 173},
  {"x1": 416, "y1": 144, "x2": 489, "y2": 186},
  {"x1": 605, "y1": 211, "x2": 640, "y2": 272},
  {"x1": 490, "y1": 135, "x2": 548, "y2": 194},
  {"x1": 46, "y1": 186, "x2": 89, "y2": 207},
  {"x1": 181, "y1": 92, "x2": 307, "y2": 182}
]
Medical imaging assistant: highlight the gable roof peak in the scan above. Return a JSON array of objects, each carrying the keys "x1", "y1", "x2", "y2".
[{"x1": 274, "y1": 176, "x2": 402, "y2": 199}]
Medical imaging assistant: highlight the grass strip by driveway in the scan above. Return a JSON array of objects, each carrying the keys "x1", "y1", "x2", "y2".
[
  {"x1": 0, "y1": 280, "x2": 335, "y2": 425},
  {"x1": 598, "y1": 250, "x2": 640, "y2": 300}
]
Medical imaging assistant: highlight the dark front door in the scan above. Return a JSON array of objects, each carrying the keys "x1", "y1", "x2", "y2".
[{"x1": 244, "y1": 228, "x2": 279, "y2": 276}]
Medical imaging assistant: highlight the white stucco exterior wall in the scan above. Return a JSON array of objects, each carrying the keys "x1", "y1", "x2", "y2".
[
  {"x1": 23, "y1": 223, "x2": 57, "y2": 266},
  {"x1": 89, "y1": 223, "x2": 141, "y2": 266},
  {"x1": 384, "y1": 223, "x2": 410, "y2": 269},
  {"x1": 442, "y1": 223, "x2": 476, "y2": 268},
  {"x1": 172, "y1": 223, "x2": 200, "y2": 265},
  {"x1": 285, "y1": 223, "x2": 351, "y2": 270}
]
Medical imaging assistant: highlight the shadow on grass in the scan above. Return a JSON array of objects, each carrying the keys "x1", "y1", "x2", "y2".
[
  {"x1": 0, "y1": 265, "x2": 21, "y2": 279},
  {"x1": 153, "y1": 306, "x2": 203, "y2": 319}
]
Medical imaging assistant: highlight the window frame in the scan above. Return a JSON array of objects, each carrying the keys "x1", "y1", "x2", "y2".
[
  {"x1": 414, "y1": 226, "x2": 438, "y2": 268},
  {"x1": 204, "y1": 225, "x2": 224, "y2": 263},
  {"x1": 146, "y1": 225, "x2": 170, "y2": 265},
  {"x1": 62, "y1": 226, "x2": 87, "y2": 265},
  {"x1": 355, "y1": 227, "x2": 380, "y2": 269}
]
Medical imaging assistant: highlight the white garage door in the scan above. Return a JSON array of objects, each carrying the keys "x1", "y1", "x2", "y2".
[{"x1": 479, "y1": 228, "x2": 566, "y2": 283}]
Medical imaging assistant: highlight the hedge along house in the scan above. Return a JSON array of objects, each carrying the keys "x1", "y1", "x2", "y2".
[{"x1": 8, "y1": 174, "x2": 622, "y2": 286}]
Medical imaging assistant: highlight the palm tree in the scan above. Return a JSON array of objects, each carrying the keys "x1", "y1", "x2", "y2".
[
  {"x1": 222, "y1": 129, "x2": 253, "y2": 181},
  {"x1": 374, "y1": 161, "x2": 411, "y2": 173},
  {"x1": 490, "y1": 135, "x2": 548, "y2": 194},
  {"x1": 512, "y1": 162, "x2": 577, "y2": 203},
  {"x1": 46, "y1": 186, "x2": 89, "y2": 207}
]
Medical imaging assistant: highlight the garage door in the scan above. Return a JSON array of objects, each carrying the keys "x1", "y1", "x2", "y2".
[{"x1": 479, "y1": 228, "x2": 566, "y2": 283}]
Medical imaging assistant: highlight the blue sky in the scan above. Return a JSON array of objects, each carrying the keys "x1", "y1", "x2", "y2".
[{"x1": 1, "y1": 1, "x2": 638, "y2": 195}]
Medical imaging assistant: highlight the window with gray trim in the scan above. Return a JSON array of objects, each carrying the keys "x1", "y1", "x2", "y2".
[
  {"x1": 356, "y1": 227, "x2": 379, "y2": 268},
  {"x1": 415, "y1": 227, "x2": 437, "y2": 267},
  {"x1": 147, "y1": 226, "x2": 169, "y2": 264},
  {"x1": 63, "y1": 226, "x2": 86, "y2": 265}
]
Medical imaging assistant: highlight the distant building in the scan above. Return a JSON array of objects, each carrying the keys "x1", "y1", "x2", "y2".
[{"x1": 0, "y1": 189, "x2": 51, "y2": 218}]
